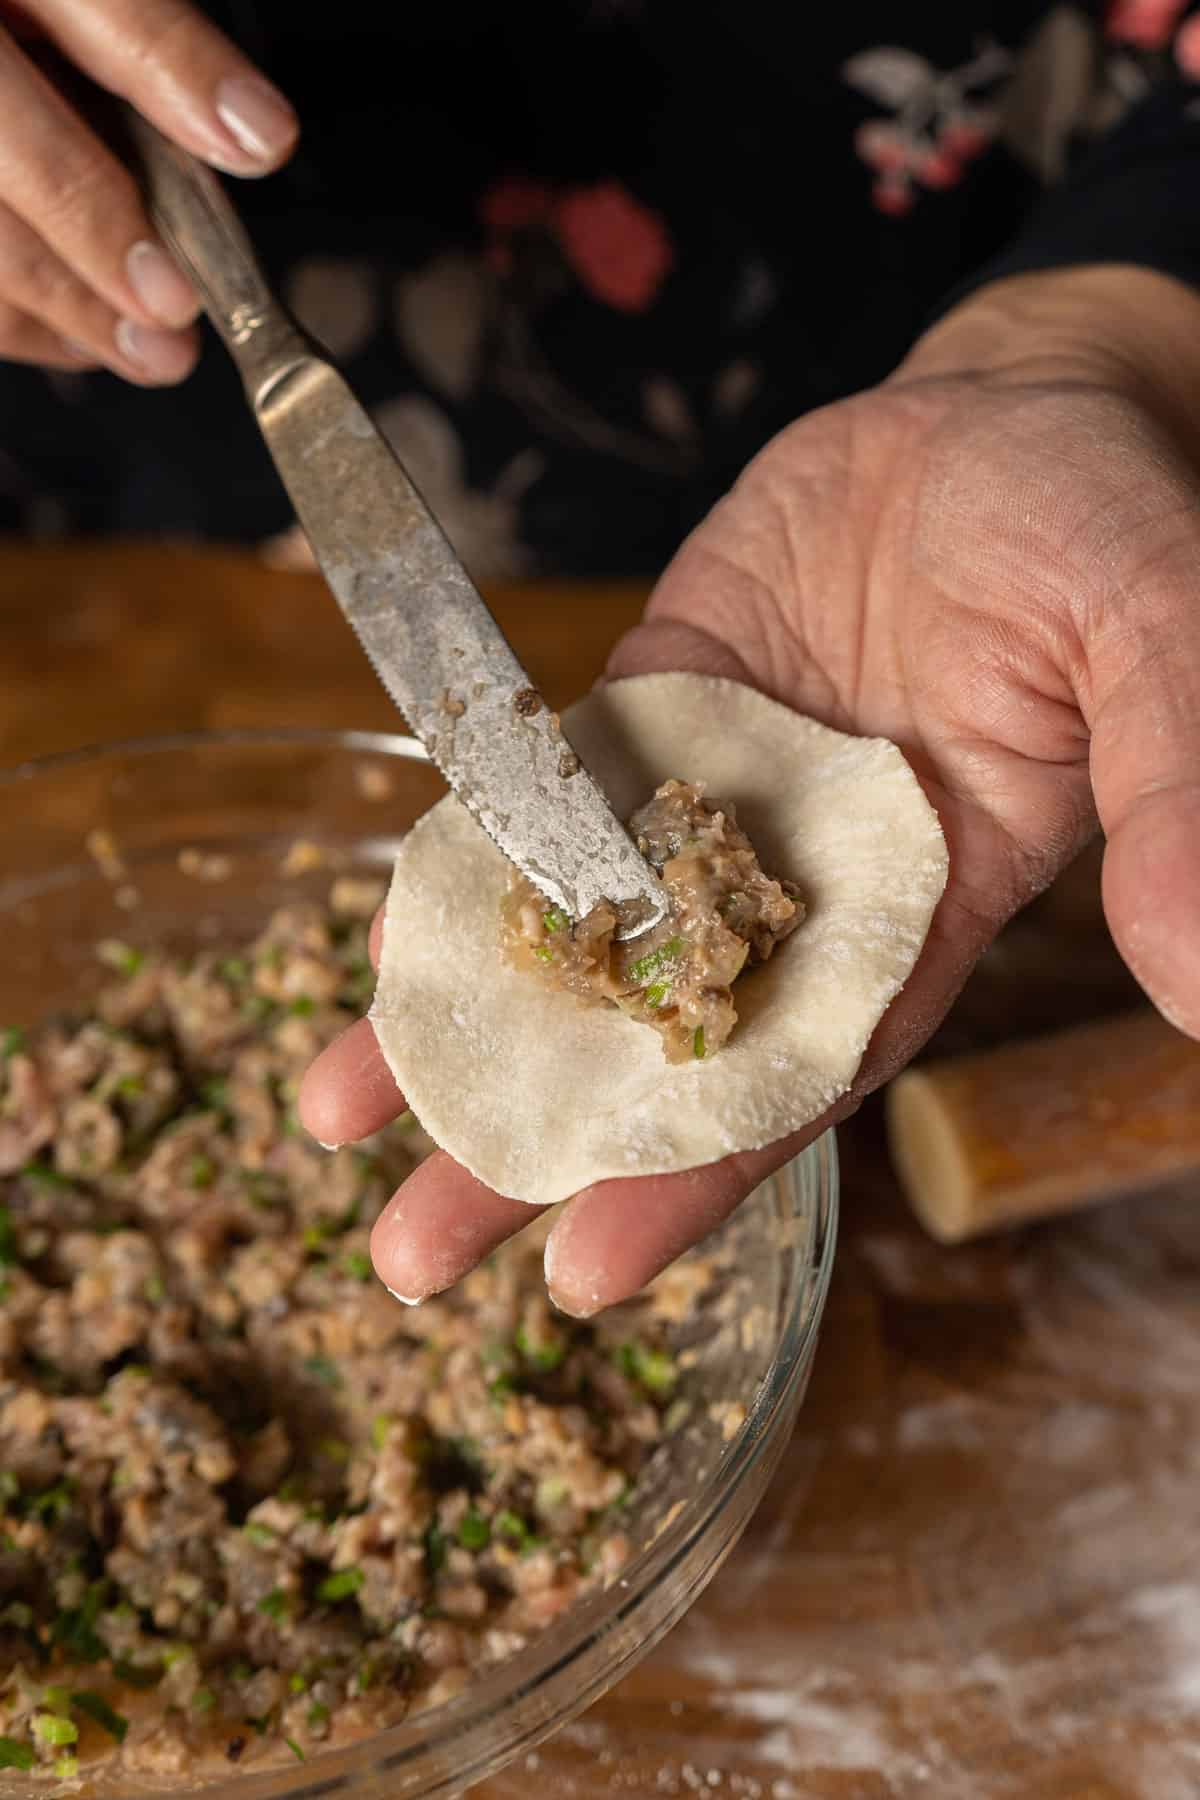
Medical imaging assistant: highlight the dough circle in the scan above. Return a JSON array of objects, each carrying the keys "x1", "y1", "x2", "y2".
[{"x1": 370, "y1": 673, "x2": 948, "y2": 1204}]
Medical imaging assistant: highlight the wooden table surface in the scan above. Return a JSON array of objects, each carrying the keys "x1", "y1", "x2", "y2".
[{"x1": 3, "y1": 543, "x2": 1198, "y2": 1800}]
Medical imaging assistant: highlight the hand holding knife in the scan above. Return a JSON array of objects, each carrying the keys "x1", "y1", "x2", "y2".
[{"x1": 124, "y1": 109, "x2": 667, "y2": 942}]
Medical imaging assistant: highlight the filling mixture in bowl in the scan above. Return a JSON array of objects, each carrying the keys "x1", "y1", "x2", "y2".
[
  {"x1": 503, "y1": 779, "x2": 803, "y2": 1063},
  {"x1": 0, "y1": 884, "x2": 687, "y2": 1782}
]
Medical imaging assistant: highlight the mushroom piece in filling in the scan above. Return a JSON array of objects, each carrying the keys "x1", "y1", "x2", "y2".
[{"x1": 503, "y1": 779, "x2": 804, "y2": 1063}]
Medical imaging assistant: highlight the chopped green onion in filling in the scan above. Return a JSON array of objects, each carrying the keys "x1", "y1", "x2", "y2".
[
  {"x1": 69, "y1": 1692, "x2": 129, "y2": 1743},
  {"x1": 457, "y1": 1511, "x2": 490, "y2": 1550},
  {"x1": 31, "y1": 1714, "x2": 78, "y2": 1747},
  {"x1": 96, "y1": 940, "x2": 144, "y2": 978},
  {"x1": 618, "y1": 1341, "x2": 677, "y2": 1397},
  {"x1": 515, "y1": 1325, "x2": 565, "y2": 1372},
  {"x1": 303, "y1": 1354, "x2": 342, "y2": 1388},
  {"x1": 628, "y1": 936, "x2": 687, "y2": 986},
  {"x1": 316, "y1": 1568, "x2": 364, "y2": 1604}
]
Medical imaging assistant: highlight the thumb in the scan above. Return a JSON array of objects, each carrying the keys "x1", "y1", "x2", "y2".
[
  {"x1": 603, "y1": 614, "x2": 754, "y2": 686},
  {"x1": 604, "y1": 523, "x2": 778, "y2": 687},
  {"x1": 1090, "y1": 542, "x2": 1200, "y2": 1040}
]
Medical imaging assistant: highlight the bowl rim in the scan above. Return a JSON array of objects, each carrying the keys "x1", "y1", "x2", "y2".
[
  {"x1": 0, "y1": 724, "x2": 432, "y2": 785},
  {"x1": 1, "y1": 725, "x2": 841, "y2": 1795}
]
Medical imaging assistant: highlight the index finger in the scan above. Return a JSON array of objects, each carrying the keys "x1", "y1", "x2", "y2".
[
  {"x1": 297, "y1": 1017, "x2": 404, "y2": 1148},
  {"x1": 298, "y1": 1013, "x2": 813, "y2": 1313},
  {"x1": 30, "y1": 0, "x2": 298, "y2": 174},
  {"x1": 366, "y1": 1122, "x2": 845, "y2": 1317}
]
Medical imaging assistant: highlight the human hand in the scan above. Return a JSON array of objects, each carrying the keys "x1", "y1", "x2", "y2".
[
  {"x1": 301, "y1": 263, "x2": 1200, "y2": 1314},
  {"x1": 0, "y1": 0, "x2": 296, "y2": 382}
]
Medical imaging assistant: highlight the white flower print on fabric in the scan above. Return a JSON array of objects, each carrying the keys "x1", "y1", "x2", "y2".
[
  {"x1": 373, "y1": 395, "x2": 541, "y2": 582},
  {"x1": 394, "y1": 254, "x2": 488, "y2": 402},
  {"x1": 284, "y1": 258, "x2": 381, "y2": 360},
  {"x1": 1000, "y1": 5, "x2": 1116, "y2": 181},
  {"x1": 260, "y1": 396, "x2": 541, "y2": 584},
  {"x1": 844, "y1": 40, "x2": 1012, "y2": 214}
]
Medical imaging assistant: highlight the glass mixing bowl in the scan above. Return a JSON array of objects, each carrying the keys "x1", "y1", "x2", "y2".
[{"x1": 0, "y1": 731, "x2": 838, "y2": 1799}]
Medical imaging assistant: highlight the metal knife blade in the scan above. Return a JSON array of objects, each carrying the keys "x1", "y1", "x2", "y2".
[
  {"x1": 264, "y1": 360, "x2": 669, "y2": 934},
  {"x1": 125, "y1": 113, "x2": 667, "y2": 939}
]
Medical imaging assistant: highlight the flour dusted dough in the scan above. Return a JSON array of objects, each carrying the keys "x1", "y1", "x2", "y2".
[{"x1": 370, "y1": 674, "x2": 948, "y2": 1204}]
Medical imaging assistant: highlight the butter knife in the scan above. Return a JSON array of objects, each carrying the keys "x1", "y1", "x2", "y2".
[{"x1": 123, "y1": 113, "x2": 667, "y2": 940}]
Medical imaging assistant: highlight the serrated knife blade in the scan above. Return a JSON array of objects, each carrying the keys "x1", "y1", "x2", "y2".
[{"x1": 125, "y1": 112, "x2": 667, "y2": 939}]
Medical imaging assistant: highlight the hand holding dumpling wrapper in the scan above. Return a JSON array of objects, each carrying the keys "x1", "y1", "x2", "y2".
[{"x1": 369, "y1": 673, "x2": 948, "y2": 1206}]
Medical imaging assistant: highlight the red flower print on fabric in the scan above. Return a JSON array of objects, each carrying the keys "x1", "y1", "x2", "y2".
[
  {"x1": 1105, "y1": 0, "x2": 1190, "y2": 49},
  {"x1": 554, "y1": 183, "x2": 674, "y2": 313},
  {"x1": 479, "y1": 178, "x2": 555, "y2": 235},
  {"x1": 1105, "y1": 3, "x2": 1200, "y2": 85},
  {"x1": 844, "y1": 44, "x2": 1010, "y2": 217},
  {"x1": 478, "y1": 177, "x2": 674, "y2": 312},
  {"x1": 479, "y1": 178, "x2": 554, "y2": 277},
  {"x1": 1173, "y1": 10, "x2": 1200, "y2": 75}
]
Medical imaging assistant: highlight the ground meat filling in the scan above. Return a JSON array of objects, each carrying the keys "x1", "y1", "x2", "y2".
[
  {"x1": 504, "y1": 779, "x2": 803, "y2": 1063},
  {"x1": 0, "y1": 885, "x2": 681, "y2": 1780}
]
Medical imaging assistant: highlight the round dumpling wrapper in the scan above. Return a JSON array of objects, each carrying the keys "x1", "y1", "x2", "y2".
[{"x1": 370, "y1": 673, "x2": 948, "y2": 1204}]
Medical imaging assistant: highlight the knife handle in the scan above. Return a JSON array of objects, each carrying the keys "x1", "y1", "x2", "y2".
[{"x1": 121, "y1": 107, "x2": 311, "y2": 403}]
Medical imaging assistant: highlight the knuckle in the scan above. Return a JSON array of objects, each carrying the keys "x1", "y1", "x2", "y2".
[
  {"x1": 0, "y1": 230, "x2": 119, "y2": 361},
  {"x1": 31, "y1": 103, "x2": 141, "y2": 235},
  {"x1": 0, "y1": 221, "x2": 40, "y2": 297},
  {"x1": 0, "y1": 299, "x2": 26, "y2": 347},
  {"x1": 0, "y1": 218, "x2": 94, "y2": 329},
  {"x1": 103, "y1": 0, "x2": 205, "y2": 81},
  {"x1": 10, "y1": 248, "x2": 74, "y2": 317},
  {"x1": 37, "y1": 148, "x2": 140, "y2": 249}
]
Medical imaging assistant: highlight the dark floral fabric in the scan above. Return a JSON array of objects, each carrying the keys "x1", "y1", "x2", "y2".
[{"x1": 5, "y1": 1, "x2": 1200, "y2": 577}]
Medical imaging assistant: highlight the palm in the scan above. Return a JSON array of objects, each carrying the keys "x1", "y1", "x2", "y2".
[
  {"x1": 302, "y1": 358, "x2": 1200, "y2": 1314},
  {"x1": 618, "y1": 370, "x2": 1190, "y2": 1047}
]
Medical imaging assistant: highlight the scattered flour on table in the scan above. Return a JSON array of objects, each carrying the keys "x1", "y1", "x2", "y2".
[
  {"x1": 1124, "y1": 1585, "x2": 1200, "y2": 1711},
  {"x1": 671, "y1": 1193, "x2": 1200, "y2": 1795},
  {"x1": 482, "y1": 1188, "x2": 1200, "y2": 1797},
  {"x1": 894, "y1": 1397, "x2": 988, "y2": 1452}
]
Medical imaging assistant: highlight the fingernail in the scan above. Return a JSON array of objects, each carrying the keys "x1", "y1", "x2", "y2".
[
  {"x1": 385, "y1": 1285, "x2": 424, "y2": 1307},
  {"x1": 546, "y1": 1282, "x2": 599, "y2": 1321},
  {"x1": 545, "y1": 1235, "x2": 602, "y2": 1318},
  {"x1": 115, "y1": 319, "x2": 194, "y2": 381},
  {"x1": 215, "y1": 74, "x2": 298, "y2": 164},
  {"x1": 126, "y1": 241, "x2": 198, "y2": 329},
  {"x1": 316, "y1": 1139, "x2": 342, "y2": 1154}
]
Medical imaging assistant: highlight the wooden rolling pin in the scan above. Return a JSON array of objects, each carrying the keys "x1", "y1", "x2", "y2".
[{"x1": 886, "y1": 1008, "x2": 1200, "y2": 1244}]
